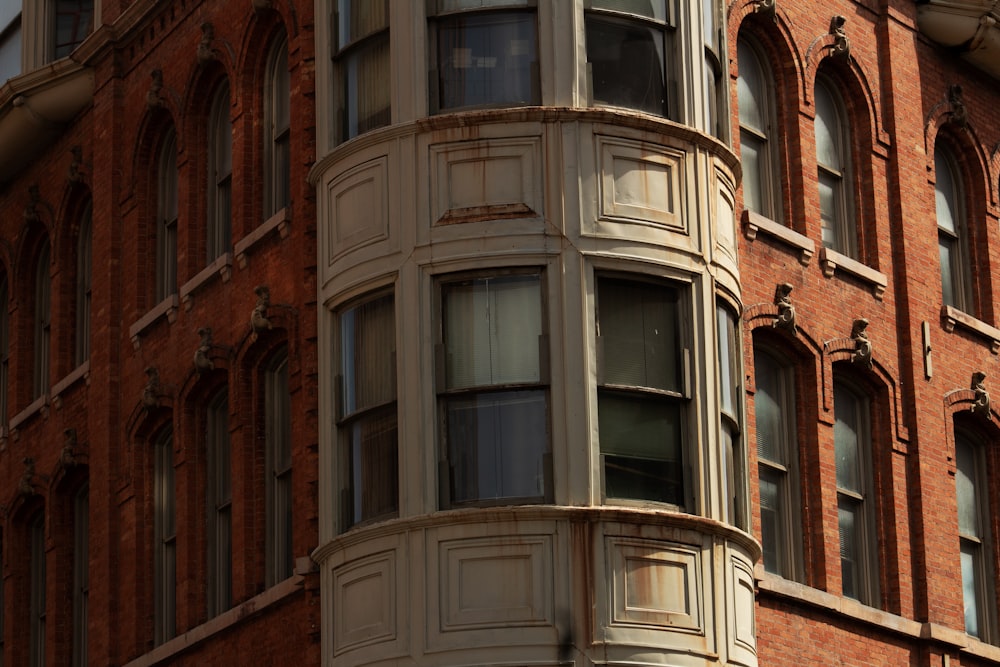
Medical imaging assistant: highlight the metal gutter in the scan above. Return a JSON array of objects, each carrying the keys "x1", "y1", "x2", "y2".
[{"x1": 916, "y1": 0, "x2": 1000, "y2": 79}]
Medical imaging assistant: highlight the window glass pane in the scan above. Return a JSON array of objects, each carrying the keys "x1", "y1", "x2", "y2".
[
  {"x1": 437, "y1": 12, "x2": 536, "y2": 110},
  {"x1": 833, "y1": 382, "x2": 861, "y2": 493},
  {"x1": 759, "y1": 467, "x2": 781, "y2": 573},
  {"x1": 447, "y1": 389, "x2": 547, "y2": 502},
  {"x1": 343, "y1": 33, "x2": 391, "y2": 138},
  {"x1": 739, "y1": 133, "x2": 763, "y2": 214},
  {"x1": 599, "y1": 391, "x2": 681, "y2": 460},
  {"x1": 754, "y1": 351, "x2": 784, "y2": 463},
  {"x1": 814, "y1": 82, "x2": 841, "y2": 169},
  {"x1": 717, "y1": 305, "x2": 739, "y2": 418},
  {"x1": 53, "y1": 0, "x2": 93, "y2": 59},
  {"x1": 587, "y1": 15, "x2": 665, "y2": 116},
  {"x1": 939, "y1": 240, "x2": 956, "y2": 307},
  {"x1": 935, "y1": 149, "x2": 958, "y2": 235},
  {"x1": 444, "y1": 275, "x2": 541, "y2": 388},
  {"x1": 441, "y1": 0, "x2": 530, "y2": 10},
  {"x1": 838, "y1": 497, "x2": 859, "y2": 600},
  {"x1": 818, "y1": 170, "x2": 840, "y2": 250},
  {"x1": 599, "y1": 278, "x2": 679, "y2": 391},
  {"x1": 737, "y1": 41, "x2": 765, "y2": 132},
  {"x1": 956, "y1": 438, "x2": 979, "y2": 538},
  {"x1": 962, "y1": 541, "x2": 982, "y2": 638},
  {"x1": 348, "y1": 404, "x2": 398, "y2": 522},
  {"x1": 341, "y1": 295, "x2": 395, "y2": 415},
  {"x1": 337, "y1": 0, "x2": 387, "y2": 48}
]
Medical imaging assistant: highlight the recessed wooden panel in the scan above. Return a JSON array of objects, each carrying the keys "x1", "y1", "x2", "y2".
[
  {"x1": 325, "y1": 157, "x2": 389, "y2": 263},
  {"x1": 333, "y1": 550, "x2": 396, "y2": 654},
  {"x1": 430, "y1": 138, "x2": 542, "y2": 225},
  {"x1": 597, "y1": 137, "x2": 685, "y2": 231},
  {"x1": 608, "y1": 538, "x2": 702, "y2": 632},
  {"x1": 439, "y1": 535, "x2": 553, "y2": 630},
  {"x1": 730, "y1": 555, "x2": 758, "y2": 661}
]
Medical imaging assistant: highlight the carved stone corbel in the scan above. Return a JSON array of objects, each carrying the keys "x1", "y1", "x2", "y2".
[
  {"x1": 197, "y1": 23, "x2": 216, "y2": 64},
  {"x1": 251, "y1": 285, "x2": 273, "y2": 332},
  {"x1": 948, "y1": 84, "x2": 968, "y2": 128},
  {"x1": 146, "y1": 69, "x2": 164, "y2": 110},
  {"x1": 829, "y1": 15, "x2": 851, "y2": 60},
  {"x1": 754, "y1": 0, "x2": 776, "y2": 19},
  {"x1": 971, "y1": 371, "x2": 990, "y2": 417},
  {"x1": 19, "y1": 458, "x2": 36, "y2": 497},
  {"x1": 194, "y1": 327, "x2": 215, "y2": 373},
  {"x1": 61, "y1": 428, "x2": 79, "y2": 467},
  {"x1": 68, "y1": 145, "x2": 86, "y2": 183},
  {"x1": 142, "y1": 366, "x2": 161, "y2": 411},
  {"x1": 851, "y1": 318, "x2": 872, "y2": 369},
  {"x1": 772, "y1": 283, "x2": 797, "y2": 334},
  {"x1": 23, "y1": 184, "x2": 49, "y2": 223}
]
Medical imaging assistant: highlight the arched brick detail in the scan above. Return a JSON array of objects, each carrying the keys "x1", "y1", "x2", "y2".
[{"x1": 942, "y1": 387, "x2": 1000, "y2": 474}]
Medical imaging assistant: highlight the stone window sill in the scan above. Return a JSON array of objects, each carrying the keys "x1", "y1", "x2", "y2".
[
  {"x1": 819, "y1": 247, "x2": 887, "y2": 300},
  {"x1": 234, "y1": 207, "x2": 290, "y2": 269},
  {"x1": 122, "y1": 569, "x2": 307, "y2": 667},
  {"x1": 942, "y1": 305, "x2": 1000, "y2": 353},
  {"x1": 758, "y1": 572, "x2": 1000, "y2": 662},
  {"x1": 129, "y1": 295, "x2": 179, "y2": 349},
  {"x1": 51, "y1": 361, "x2": 90, "y2": 408},
  {"x1": 10, "y1": 394, "x2": 48, "y2": 433},
  {"x1": 741, "y1": 209, "x2": 814, "y2": 265},
  {"x1": 180, "y1": 252, "x2": 232, "y2": 311}
]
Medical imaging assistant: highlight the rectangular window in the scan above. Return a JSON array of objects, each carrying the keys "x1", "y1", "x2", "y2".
[
  {"x1": 207, "y1": 392, "x2": 232, "y2": 617},
  {"x1": 753, "y1": 344, "x2": 802, "y2": 580},
  {"x1": 586, "y1": 0, "x2": 673, "y2": 119},
  {"x1": 29, "y1": 513, "x2": 45, "y2": 667},
  {"x1": 737, "y1": 37, "x2": 781, "y2": 222},
  {"x1": 72, "y1": 484, "x2": 88, "y2": 667},
  {"x1": 156, "y1": 129, "x2": 178, "y2": 303},
  {"x1": 718, "y1": 304, "x2": 745, "y2": 528},
  {"x1": 338, "y1": 293, "x2": 397, "y2": 528},
  {"x1": 153, "y1": 428, "x2": 176, "y2": 645},
  {"x1": 597, "y1": 276, "x2": 685, "y2": 506},
  {"x1": 956, "y1": 432, "x2": 996, "y2": 643},
  {"x1": 439, "y1": 273, "x2": 548, "y2": 506},
  {"x1": 814, "y1": 77, "x2": 856, "y2": 258},
  {"x1": 833, "y1": 378, "x2": 878, "y2": 606},
  {"x1": 52, "y1": 0, "x2": 92, "y2": 60},
  {"x1": 265, "y1": 351, "x2": 293, "y2": 585},
  {"x1": 334, "y1": 0, "x2": 390, "y2": 141},
  {"x1": 702, "y1": 0, "x2": 726, "y2": 140},
  {"x1": 430, "y1": 0, "x2": 538, "y2": 112}
]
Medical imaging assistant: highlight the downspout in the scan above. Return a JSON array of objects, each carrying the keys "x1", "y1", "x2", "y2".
[{"x1": 916, "y1": 0, "x2": 1000, "y2": 79}]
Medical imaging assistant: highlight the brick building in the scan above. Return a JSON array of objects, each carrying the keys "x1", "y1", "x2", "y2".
[{"x1": 1, "y1": 0, "x2": 1000, "y2": 666}]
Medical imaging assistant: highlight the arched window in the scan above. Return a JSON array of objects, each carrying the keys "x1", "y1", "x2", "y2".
[
  {"x1": 155, "y1": 128, "x2": 178, "y2": 303},
  {"x1": 33, "y1": 239, "x2": 51, "y2": 399},
  {"x1": 75, "y1": 201, "x2": 92, "y2": 366},
  {"x1": 738, "y1": 37, "x2": 780, "y2": 222},
  {"x1": 265, "y1": 349, "x2": 292, "y2": 585},
  {"x1": 955, "y1": 428, "x2": 996, "y2": 643},
  {"x1": 815, "y1": 76, "x2": 855, "y2": 257},
  {"x1": 153, "y1": 426, "x2": 175, "y2": 645},
  {"x1": 264, "y1": 32, "x2": 290, "y2": 218},
  {"x1": 207, "y1": 82, "x2": 232, "y2": 262},
  {"x1": 935, "y1": 142, "x2": 973, "y2": 312},
  {"x1": 206, "y1": 389, "x2": 231, "y2": 617}
]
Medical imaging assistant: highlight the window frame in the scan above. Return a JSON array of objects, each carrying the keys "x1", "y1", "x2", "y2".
[
  {"x1": 207, "y1": 82, "x2": 232, "y2": 263},
  {"x1": 75, "y1": 202, "x2": 92, "y2": 367},
  {"x1": 50, "y1": 0, "x2": 93, "y2": 60},
  {"x1": 833, "y1": 376, "x2": 879, "y2": 606},
  {"x1": 155, "y1": 128, "x2": 178, "y2": 303},
  {"x1": 585, "y1": 0, "x2": 675, "y2": 120},
  {"x1": 428, "y1": 0, "x2": 540, "y2": 114},
  {"x1": 717, "y1": 302, "x2": 746, "y2": 529},
  {"x1": 153, "y1": 427, "x2": 176, "y2": 645},
  {"x1": 265, "y1": 348, "x2": 293, "y2": 585},
  {"x1": 595, "y1": 273, "x2": 689, "y2": 509},
  {"x1": 436, "y1": 269, "x2": 551, "y2": 508},
  {"x1": 264, "y1": 32, "x2": 291, "y2": 218},
  {"x1": 332, "y1": 0, "x2": 391, "y2": 143},
  {"x1": 205, "y1": 390, "x2": 232, "y2": 618},
  {"x1": 29, "y1": 511, "x2": 45, "y2": 667},
  {"x1": 935, "y1": 141, "x2": 974, "y2": 313},
  {"x1": 71, "y1": 483, "x2": 88, "y2": 667},
  {"x1": 814, "y1": 75, "x2": 856, "y2": 258},
  {"x1": 33, "y1": 240, "x2": 51, "y2": 400},
  {"x1": 737, "y1": 35, "x2": 781, "y2": 223},
  {"x1": 955, "y1": 428, "x2": 997, "y2": 644},
  {"x1": 336, "y1": 290, "x2": 398, "y2": 529},
  {"x1": 752, "y1": 343, "x2": 803, "y2": 581}
]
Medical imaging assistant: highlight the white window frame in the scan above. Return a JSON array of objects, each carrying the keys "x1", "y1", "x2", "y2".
[
  {"x1": 436, "y1": 271, "x2": 550, "y2": 508},
  {"x1": 753, "y1": 343, "x2": 803, "y2": 581},
  {"x1": 153, "y1": 427, "x2": 176, "y2": 645},
  {"x1": 336, "y1": 291, "x2": 398, "y2": 529},
  {"x1": 206, "y1": 391, "x2": 232, "y2": 618},
  {"x1": 595, "y1": 274, "x2": 689, "y2": 508},
  {"x1": 815, "y1": 75, "x2": 856, "y2": 258},
  {"x1": 935, "y1": 142, "x2": 974, "y2": 313},
  {"x1": 585, "y1": 0, "x2": 675, "y2": 120},
  {"x1": 737, "y1": 35, "x2": 781, "y2": 223},
  {"x1": 429, "y1": 0, "x2": 539, "y2": 114},
  {"x1": 265, "y1": 349, "x2": 293, "y2": 585},
  {"x1": 155, "y1": 128, "x2": 178, "y2": 303},
  {"x1": 207, "y1": 82, "x2": 232, "y2": 263},
  {"x1": 264, "y1": 32, "x2": 290, "y2": 218},
  {"x1": 21, "y1": 0, "x2": 95, "y2": 69},
  {"x1": 833, "y1": 376, "x2": 879, "y2": 606}
]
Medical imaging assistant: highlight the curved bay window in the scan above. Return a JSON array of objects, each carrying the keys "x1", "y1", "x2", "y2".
[
  {"x1": 596, "y1": 276, "x2": 686, "y2": 506},
  {"x1": 439, "y1": 273, "x2": 548, "y2": 506},
  {"x1": 431, "y1": 0, "x2": 538, "y2": 112},
  {"x1": 586, "y1": 0, "x2": 673, "y2": 119},
  {"x1": 337, "y1": 292, "x2": 397, "y2": 528}
]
